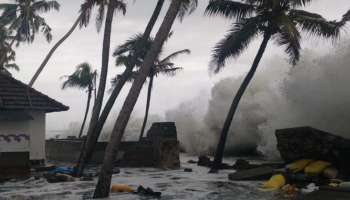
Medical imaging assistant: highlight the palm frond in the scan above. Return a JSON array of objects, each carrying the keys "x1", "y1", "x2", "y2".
[
  {"x1": 159, "y1": 49, "x2": 190, "y2": 64},
  {"x1": 290, "y1": 9, "x2": 342, "y2": 39},
  {"x1": 154, "y1": 66, "x2": 182, "y2": 77},
  {"x1": 32, "y1": 0, "x2": 60, "y2": 13},
  {"x1": 114, "y1": 0, "x2": 127, "y2": 15},
  {"x1": 177, "y1": 0, "x2": 198, "y2": 21},
  {"x1": 4, "y1": 63, "x2": 19, "y2": 71},
  {"x1": 205, "y1": 0, "x2": 256, "y2": 20},
  {"x1": 95, "y1": 4, "x2": 105, "y2": 32},
  {"x1": 341, "y1": 9, "x2": 350, "y2": 24},
  {"x1": 275, "y1": 14, "x2": 301, "y2": 65},
  {"x1": 211, "y1": 16, "x2": 261, "y2": 72},
  {"x1": 287, "y1": 0, "x2": 313, "y2": 8}
]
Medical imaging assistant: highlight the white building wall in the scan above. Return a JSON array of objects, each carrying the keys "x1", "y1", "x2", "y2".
[
  {"x1": 28, "y1": 111, "x2": 46, "y2": 161},
  {"x1": 0, "y1": 120, "x2": 30, "y2": 153},
  {"x1": 0, "y1": 111, "x2": 46, "y2": 161}
]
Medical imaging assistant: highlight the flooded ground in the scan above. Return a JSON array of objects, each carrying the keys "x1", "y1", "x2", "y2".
[{"x1": 0, "y1": 155, "x2": 281, "y2": 200}]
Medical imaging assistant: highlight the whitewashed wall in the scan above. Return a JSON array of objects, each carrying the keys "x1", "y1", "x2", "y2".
[{"x1": 0, "y1": 111, "x2": 46, "y2": 161}]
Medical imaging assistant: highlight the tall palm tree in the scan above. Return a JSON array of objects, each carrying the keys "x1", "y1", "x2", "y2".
[
  {"x1": 28, "y1": 0, "x2": 103, "y2": 87},
  {"x1": 93, "y1": 0, "x2": 198, "y2": 198},
  {"x1": 205, "y1": 0, "x2": 346, "y2": 171},
  {"x1": 138, "y1": 48, "x2": 190, "y2": 140},
  {"x1": 0, "y1": 0, "x2": 60, "y2": 66},
  {"x1": 61, "y1": 63, "x2": 97, "y2": 138},
  {"x1": 76, "y1": 0, "x2": 165, "y2": 177},
  {"x1": 111, "y1": 34, "x2": 190, "y2": 140}
]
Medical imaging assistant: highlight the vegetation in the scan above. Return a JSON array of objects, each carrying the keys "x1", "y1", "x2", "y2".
[
  {"x1": 1, "y1": 0, "x2": 350, "y2": 198},
  {"x1": 76, "y1": 0, "x2": 165, "y2": 176},
  {"x1": 0, "y1": 0, "x2": 59, "y2": 73},
  {"x1": 205, "y1": 0, "x2": 346, "y2": 171},
  {"x1": 61, "y1": 63, "x2": 97, "y2": 138},
  {"x1": 93, "y1": 0, "x2": 197, "y2": 197}
]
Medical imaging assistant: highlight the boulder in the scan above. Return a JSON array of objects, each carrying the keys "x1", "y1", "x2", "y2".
[
  {"x1": 197, "y1": 156, "x2": 212, "y2": 167},
  {"x1": 276, "y1": 127, "x2": 350, "y2": 175},
  {"x1": 228, "y1": 166, "x2": 274, "y2": 181}
]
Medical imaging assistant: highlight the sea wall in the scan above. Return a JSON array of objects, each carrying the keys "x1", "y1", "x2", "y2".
[{"x1": 46, "y1": 122, "x2": 180, "y2": 169}]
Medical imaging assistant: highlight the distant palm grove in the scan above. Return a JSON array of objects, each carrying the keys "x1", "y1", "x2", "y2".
[{"x1": 1, "y1": 0, "x2": 349, "y2": 198}]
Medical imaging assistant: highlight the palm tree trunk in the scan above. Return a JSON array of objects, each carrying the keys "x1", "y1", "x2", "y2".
[
  {"x1": 93, "y1": 0, "x2": 182, "y2": 198},
  {"x1": 139, "y1": 71, "x2": 154, "y2": 140},
  {"x1": 76, "y1": 69, "x2": 130, "y2": 175},
  {"x1": 76, "y1": 0, "x2": 165, "y2": 176},
  {"x1": 75, "y1": 1, "x2": 116, "y2": 176},
  {"x1": 211, "y1": 33, "x2": 272, "y2": 172},
  {"x1": 78, "y1": 86, "x2": 92, "y2": 138},
  {"x1": 28, "y1": 14, "x2": 82, "y2": 87}
]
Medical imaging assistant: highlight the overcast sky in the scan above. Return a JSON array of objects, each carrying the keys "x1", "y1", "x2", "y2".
[{"x1": 5, "y1": 0, "x2": 350, "y2": 132}]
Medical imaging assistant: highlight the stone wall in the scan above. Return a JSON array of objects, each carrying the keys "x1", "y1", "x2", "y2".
[{"x1": 46, "y1": 122, "x2": 180, "y2": 169}]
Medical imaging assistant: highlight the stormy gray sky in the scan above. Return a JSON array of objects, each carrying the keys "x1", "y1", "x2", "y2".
[{"x1": 6, "y1": 0, "x2": 350, "y2": 133}]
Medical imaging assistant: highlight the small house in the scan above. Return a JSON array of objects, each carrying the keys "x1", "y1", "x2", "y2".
[{"x1": 0, "y1": 73, "x2": 68, "y2": 168}]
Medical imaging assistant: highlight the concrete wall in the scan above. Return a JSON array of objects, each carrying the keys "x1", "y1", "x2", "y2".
[{"x1": 0, "y1": 111, "x2": 46, "y2": 161}]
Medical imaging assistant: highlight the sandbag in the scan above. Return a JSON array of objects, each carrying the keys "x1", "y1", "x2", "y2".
[
  {"x1": 322, "y1": 167, "x2": 338, "y2": 179},
  {"x1": 260, "y1": 174, "x2": 286, "y2": 191},
  {"x1": 286, "y1": 159, "x2": 313, "y2": 173},
  {"x1": 111, "y1": 184, "x2": 134, "y2": 193},
  {"x1": 304, "y1": 161, "x2": 331, "y2": 175}
]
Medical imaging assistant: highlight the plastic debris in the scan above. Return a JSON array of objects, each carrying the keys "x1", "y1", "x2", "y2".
[
  {"x1": 260, "y1": 174, "x2": 286, "y2": 191},
  {"x1": 286, "y1": 159, "x2": 313, "y2": 173},
  {"x1": 110, "y1": 184, "x2": 134, "y2": 193},
  {"x1": 304, "y1": 161, "x2": 331, "y2": 175},
  {"x1": 301, "y1": 183, "x2": 319, "y2": 194}
]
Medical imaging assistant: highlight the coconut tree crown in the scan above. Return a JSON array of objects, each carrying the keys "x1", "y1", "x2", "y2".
[
  {"x1": 206, "y1": 0, "x2": 345, "y2": 72},
  {"x1": 0, "y1": 0, "x2": 60, "y2": 43},
  {"x1": 112, "y1": 33, "x2": 190, "y2": 83},
  {"x1": 62, "y1": 62, "x2": 97, "y2": 91},
  {"x1": 79, "y1": 0, "x2": 127, "y2": 31}
]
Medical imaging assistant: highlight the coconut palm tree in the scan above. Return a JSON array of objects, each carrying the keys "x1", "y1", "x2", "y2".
[
  {"x1": 76, "y1": 0, "x2": 165, "y2": 177},
  {"x1": 138, "y1": 48, "x2": 190, "y2": 140},
  {"x1": 0, "y1": 0, "x2": 60, "y2": 66},
  {"x1": 205, "y1": 0, "x2": 346, "y2": 171},
  {"x1": 61, "y1": 63, "x2": 97, "y2": 138},
  {"x1": 94, "y1": 0, "x2": 198, "y2": 197},
  {"x1": 111, "y1": 34, "x2": 190, "y2": 140},
  {"x1": 28, "y1": 0, "x2": 105, "y2": 87}
]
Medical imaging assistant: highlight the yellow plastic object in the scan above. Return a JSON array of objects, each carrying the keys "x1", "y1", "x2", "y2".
[
  {"x1": 286, "y1": 159, "x2": 313, "y2": 173},
  {"x1": 304, "y1": 161, "x2": 331, "y2": 175},
  {"x1": 111, "y1": 184, "x2": 134, "y2": 193},
  {"x1": 260, "y1": 174, "x2": 286, "y2": 191}
]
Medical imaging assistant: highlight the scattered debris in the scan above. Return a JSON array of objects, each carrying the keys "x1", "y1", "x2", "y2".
[
  {"x1": 136, "y1": 185, "x2": 161, "y2": 198},
  {"x1": 43, "y1": 173, "x2": 76, "y2": 183},
  {"x1": 184, "y1": 168, "x2": 193, "y2": 172},
  {"x1": 110, "y1": 184, "x2": 134, "y2": 193},
  {"x1": 228, "y1": 166, "x2": 274, "y2": 181}
]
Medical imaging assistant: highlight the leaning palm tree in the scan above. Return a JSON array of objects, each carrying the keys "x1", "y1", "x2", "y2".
[
  {"x1": 205, "y1": 0, "x2": 346, "y2": 171},
  {"x1": 28, "y1": 0, "x2": 104, "y2": 87},
  {"x1": 111, "y1": 34, "x2": 190, "y2": 140},
  {"x1": 61, "y1": 63, "x2": 97, "y2": 139},
  {"x1": 94, "y1": 0, "x2": 198, "y2": 198},
  {"x1": 138, "y1": 48, "x2": 190, "y2": 140},
  {"x1": 0, "y1": 0, "x2": 60, "y2": 66},
  {"x1": 76, "y1": 0, "x2": 165, "y2": 177}
]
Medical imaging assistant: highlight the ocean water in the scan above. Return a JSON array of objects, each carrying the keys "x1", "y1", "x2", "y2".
[{"x1": 0, "y1": 155, "x2": 281, "y2": 200}]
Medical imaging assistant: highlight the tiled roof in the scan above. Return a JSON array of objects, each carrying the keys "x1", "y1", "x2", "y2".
[{"x1": 0, "y1": 73, "x2": 69, "y2": 113}]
